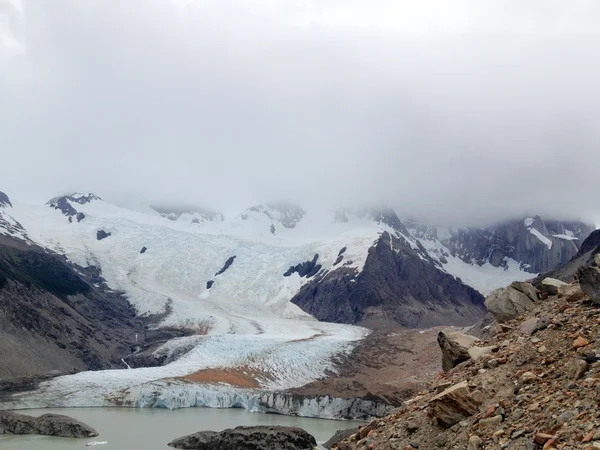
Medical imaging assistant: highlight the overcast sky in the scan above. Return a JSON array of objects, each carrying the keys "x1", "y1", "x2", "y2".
[{"x1": 1, "y1": 0, "x2": 600, "y2": 225}]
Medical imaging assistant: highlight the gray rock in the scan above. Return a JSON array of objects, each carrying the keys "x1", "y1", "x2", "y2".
[
  {"x1": 323, "y1": 428, "x2": 356, "y2": 450},
  {"x1": 484, "y1": 286, "x2": 536, "y2": 323},
  {"x1": 429, "y1": 381, "x2": 481, "y2": 428},
  {"x1": 510, "y1": 281, "x2": 539, "y2": 302},
  {"x1": 0, "y1": 411, "x2": 98, "y2": 438},
  {"x1": 519, "y1": 316, "x2": 550, "y2": 335},
  {"x1": 578, "y1": 266, "x2": 600, "y2": 305},
  {"x1": 467, "y1": 435, "x2": 483, "y2": 450},
  {"x1": 437, "y1": 331, "x2": 478, "y2": 371},
  {"x1": 571, "y1": 359, "x2": 589, "y2": 380},
  {"x1": 168, "y1": 426, "x2": 317, "y2": 450}
]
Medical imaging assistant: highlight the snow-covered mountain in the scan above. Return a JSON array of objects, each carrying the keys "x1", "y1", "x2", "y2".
[{"x1": 0, "y1": 190, "x2": 594, "y2": 412}]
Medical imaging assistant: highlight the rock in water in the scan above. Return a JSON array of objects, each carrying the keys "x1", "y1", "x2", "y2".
[
  {"x1": 0, "y1": 411, "x2": 98, "y2": 438},
  {"x1": 168, "y1": 426, "x2": 317, "y2": 450},
  {"x1": 484, "y1": 285, "x2": 536, "y2": 323},
  {"x1": 437, "y1": 331, "x2": 478, "y2": 371},
  {"x1": 578, "y1": 266, "x2": 600, "y2": 305}
]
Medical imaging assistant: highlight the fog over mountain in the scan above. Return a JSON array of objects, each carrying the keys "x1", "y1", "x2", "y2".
[{"x1": 1, "y1": 0, "x2": 600, "y2": 225}]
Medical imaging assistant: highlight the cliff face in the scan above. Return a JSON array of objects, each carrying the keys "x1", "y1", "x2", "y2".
[
  {"x1": 291, "y1": 232, "x2": 486, "y2": 328},
  {"x1": 441, "y1": 216, "x2": 594, "y2": 274}
]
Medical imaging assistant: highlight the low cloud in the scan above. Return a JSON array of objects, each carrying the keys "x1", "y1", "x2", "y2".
[{"x1": 1, "y1": 0, "x2": 600, "y2": 225}]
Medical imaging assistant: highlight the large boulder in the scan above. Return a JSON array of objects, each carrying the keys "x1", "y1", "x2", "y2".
[
  {"x1": 437, "y1": 331, "x2": 479, "y2": 372},
  {"x1": 484, "y1": 284, "x2": 536, "y2": 323},
  {"x1": 428, "y1": 381, "x2": 482, "y2": 428},
  {"x1": 539, "y1": 277, "x2": 568, "y2": 296},
  {"x1": 0, "y1": 411, "x2": 98, "y2": 438},
  {"x1": 168, "y1": 426, "x2": 317, "y2": 450},
  {"x1": 578, "y1": 266, "x2": 600, "y2": 305}
]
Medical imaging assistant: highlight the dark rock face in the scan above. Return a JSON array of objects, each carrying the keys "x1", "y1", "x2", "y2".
[
  {"x1": 284, "y1": 254, "x2": 321, "y2": 278},
  {"x1": 0, "y1": 411, "x2": 98, "y2": 438},
  {"x1": 168, "y1": 426, "x2": 317, "y2": 450},
  {"x1": 47, "y1": 193, "x2": 101, "y2": 222},
  {"x1": 215, "y1": 256, "x2": 236, "y2": 276},
  {"x1": 438, "y1": 216, "x2": 594, "y2": 274},
  {"x1": 206, "y1": 280, "x2": 214, "y2": 289},
  {"x1": 0, "y1": 191, "x2": 12, "y2": 208},
  {"x1": 96, "y1": 230, "x2": 111, "y2": 240},
  {"x1": 140, "y1": 247, "x2": 148, "y2": 254},
  {"x1": 578, "y1": 267, "x2": 600, "y2": 306},
  {"x1": 540, "y1": 229, "x2": 600, "y2": 282},
  {"x1": 291, "y1": 232, "x2": 485, "y2": 328}
]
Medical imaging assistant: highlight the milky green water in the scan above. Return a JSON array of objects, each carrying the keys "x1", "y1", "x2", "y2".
[{"x1": 0, "y1": 408, "x2": 363, "y2": 450}]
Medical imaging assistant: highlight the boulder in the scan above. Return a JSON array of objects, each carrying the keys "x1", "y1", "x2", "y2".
[
  {"x1": 428, "y1": 381, "x2": 482, "y2": 428},
  {"x1": 468, "y1": 345, "x2": 496, "y2": 361},
  {"x1": 96, "y1": 230, "x2": 111, "y2": 241},
  {"x1": 484, "y1": 285, "x2": 536, "y2": 323},
  {"x1": 510, "y1": 281, "x2": 539, "y2": 302},
  {"x1": 519, "y1": 316, "x2": 551, "y2": 335},
  {"x1": 323, "y1": 428, "x2": 357, "y2": 449},
  {"x1": 168, "y1": 426, "x2": 317, "y2": 450},
  {"x1": 540, "y1": 277, "x2": 568, "y2": 296},
  {"x1": 578, "y1": 267, "x2": 600, "y2": 305},
  {"x1": 437, "y1": 331, "x2": 479, "y2": 372},
  {"x1": 0, "y1": 411, "x2": 98, "y2": 438}
]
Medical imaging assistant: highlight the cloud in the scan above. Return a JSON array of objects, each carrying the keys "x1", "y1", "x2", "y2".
[{"x1": 1, "y1": 0, "x2": 600, "y2": 225}]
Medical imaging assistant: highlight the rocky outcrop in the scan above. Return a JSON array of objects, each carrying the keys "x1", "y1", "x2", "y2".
[
  {"x1": 437, "y1": 331, "x2": 478, "y2": 372},
  {"x1": 578, "y1": 266, "x2": 600, "y2": 305},
  {"x1": 284, "y1": 254, "x2": 321, "y2": 278},
  {"x1": 292, "y1": 231, "x2": 485, "y2": 328},
  {"x1": 96, "y1": 230, "x2": 111, "y2": 240},
  {"x1": 47, "y1": 193, "x2": 101, "y2": 222},
  {"x1": 168, "y1": 426, "x2": 317, "y2": 450},
  {"x1": 541, "y1": 229, "x2": 600, "y2": 283},
  {"x1": 436, "y1": 216, "x2": 593, "y2": 274},
  {"x1": 428, "y1": 381, "x2": 482, "y2": 428},
  {"x1": 484, "y1": 283, "x2": 537, "y2": 323},
  {"x1": 140, "y1": 246, "x2": 148, "y2": 254},
  {"x1": 215, "y1": 256, "x2": 236, "y2": 276},
  {"x1": 0, "y1": 411, "x2": 98, "y2": 438},
  {"x1": 0, "y1": 191, "x2": 12, "y2": 208}
]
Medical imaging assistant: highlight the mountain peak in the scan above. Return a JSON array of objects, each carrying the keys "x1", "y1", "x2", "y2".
[
  {"x1": 245, "y1": 203, "x2": 306, "y2": 229},
  {"x1": 150, "y1": 204, "x2": 224, "y2": 223},
  {"x1": 46, "y1": 193, "x2": 102, "y2": 222},
  {"x1": 0, "y1": 191, "x2": 12, "y2": 208}
]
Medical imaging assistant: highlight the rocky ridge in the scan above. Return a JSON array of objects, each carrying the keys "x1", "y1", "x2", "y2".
[{"x1": 332, "y1": 277, "x2": 600, "y2": 450}]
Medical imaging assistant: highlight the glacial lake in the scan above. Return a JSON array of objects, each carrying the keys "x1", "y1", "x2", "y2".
[{"x1": 0, "y1": 407, "x2": 364, "y2": 449}]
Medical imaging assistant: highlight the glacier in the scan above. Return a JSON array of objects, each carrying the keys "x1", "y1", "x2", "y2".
[{"x1": 1, "y1": 195, "x2": 537, "y2": 417}]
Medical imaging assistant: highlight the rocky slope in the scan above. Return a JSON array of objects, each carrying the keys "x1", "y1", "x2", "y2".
[
  {"x1": 0, "y1": 192, "x2": 183, "y2": 389},
  {"x1": 291, "y1": 231, "x2": 486, "y2": 327},
  {"x1": 332, "y1": 278, "x2": 600, "y2": 450}
]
